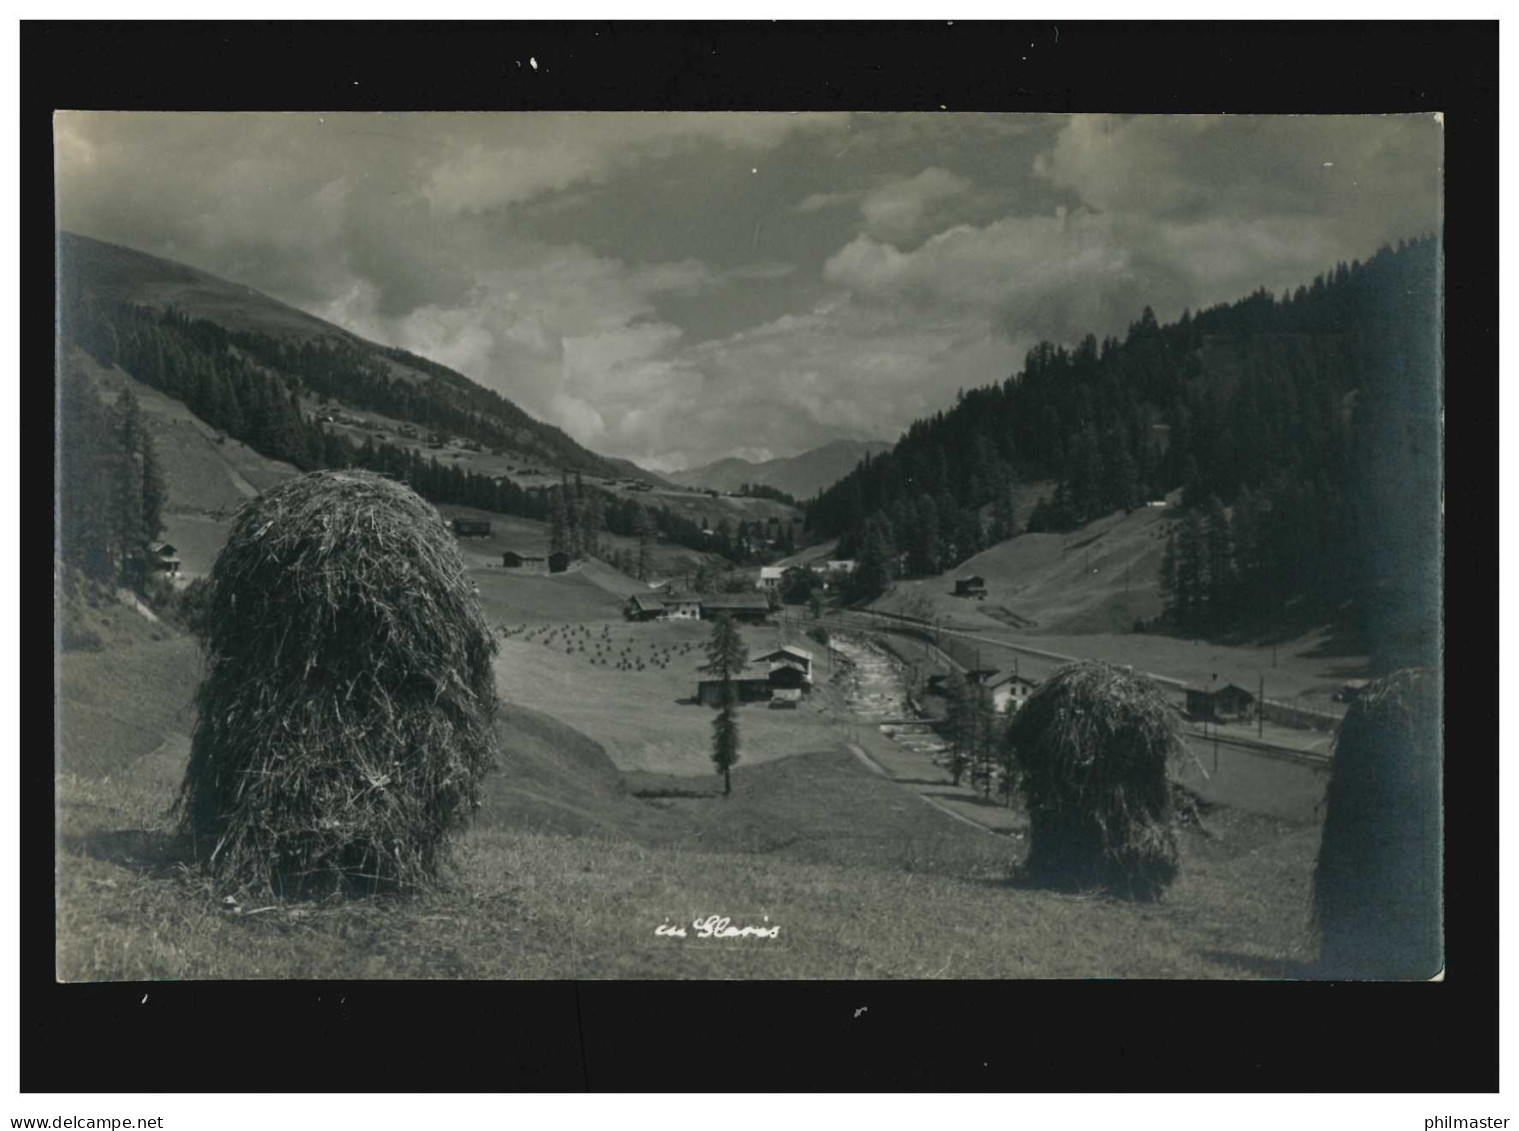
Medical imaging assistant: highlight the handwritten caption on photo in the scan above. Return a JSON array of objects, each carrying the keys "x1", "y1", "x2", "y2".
[{"x1": 656, "y1": 915, "x2": 780, "y2": 940}]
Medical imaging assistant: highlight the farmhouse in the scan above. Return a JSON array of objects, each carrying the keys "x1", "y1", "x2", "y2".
[
  {"x1": 1185, "y1": 683, "x2": 1257, "y2": 721},
  {"x1": 623, "y1": 591, "x2": 702, "y2": 621},
  {"x1": 955, "y1": 575, "x2": 988, "y2": 598},
  {"x1": 753, "y1": 644, "x2": 814, "y2": 686},
  {"x1": 757, "y1": 566, "x2": 786, "y2": 591},
  {"x1": 699, "y1": 593, "x2": 773, "y2": 623},
  {"x1": 625, "y1": 594, "x2": 667, "y2": 621},
  {"x1": 986, "y1": 671, "x2": 1039, "y2": 715},
  {"x1": 452, "y1": 519, "x2": 493, "y2": 538},
  {"x1": 1213, "y1": 683, "x2": 1256, "y2": 719},
  {"x1": 149, "y1": 542, "x2": 181, "y2": 575}
]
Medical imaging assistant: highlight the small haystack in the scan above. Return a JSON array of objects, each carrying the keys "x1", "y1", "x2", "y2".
[
  {"x1": 176, "y1": 470, "x2": 498, "y2": 895},
  {"x1": 1312, "y1": 668, "x2": 1442, "y2": 978},
  {"x1": 1007, "y1": 661, "x2": 1190, "y2": 899}
]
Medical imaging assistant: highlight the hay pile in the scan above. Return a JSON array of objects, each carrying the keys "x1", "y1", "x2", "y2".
[
  {"x1": 1007, "y1": 661, "x2": 1190, "y2": 900},
  {"x1": 1312, "y1": 667, "x2": 1442, "y2": 978},
  {"x1": 176, "y1": 470, "x2": 498, "y2": 896}
]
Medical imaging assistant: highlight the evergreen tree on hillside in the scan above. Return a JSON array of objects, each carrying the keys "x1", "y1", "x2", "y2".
[
  {"x1": 700, "y1": 614, "x2": 748, "y2": 796},
  {"x1": 57, "y1": 367, "x2": 116, "y2": 584},
  {"x1": 1204, "y1": 495, "x2": 1235, "y2": 624},
  {"x1": 549, "y1": 484, "x2": 569, "y2": 556},
  {"x1": 1176, "y1": 510, "x2": 1208, "y2": 629}
]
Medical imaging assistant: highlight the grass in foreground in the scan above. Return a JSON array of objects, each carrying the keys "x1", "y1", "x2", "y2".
[{"x1": 57, "y1": 745, "x2": 1321, "y2": 981}]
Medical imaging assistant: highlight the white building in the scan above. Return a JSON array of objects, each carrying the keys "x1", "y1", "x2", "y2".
[{"x1": 987, "y1": 672, "x2": 1039, "y2": 715}]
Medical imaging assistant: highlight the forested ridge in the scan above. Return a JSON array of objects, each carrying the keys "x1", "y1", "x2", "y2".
[
  {"x1": 806, "y1": 237, "x2": 1440, "y2": 665},
  {"x1": 57, "y1": 295, "x2": 745, "y2": 564}
]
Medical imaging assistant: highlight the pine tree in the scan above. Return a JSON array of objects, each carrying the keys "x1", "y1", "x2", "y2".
[
  {"x1": 1159, "y1": 528, "x2": 1181, "y2": 625},
  {"x1": 1204, "y1": 495, "x2": 1234, "y2": 624},
  {"x1": 941, "y1": 672, "x2": 974, "y2": 786},
  {"x1": 549, "y1": 486, "x2": 569, "y2": 556},
  {"x1": 700, "y1": 614, "x2": 748, "y2": 796},
  {"x1": 1177, "y1": 509, "x2": 1209, "y2": 629},
  {"x1": 634, "y1": 508, "x2": 655, "y2": 581}
]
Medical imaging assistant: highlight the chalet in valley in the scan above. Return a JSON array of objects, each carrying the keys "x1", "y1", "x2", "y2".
[
  {"x1": 986, "y1": 671, "x2": 1039, "y2": 715},
  {"x1": 955, "y1": 575, "x2": 987, "y2": 598},
  {"x1": 625, "y1": 590, "x2": 772, "y2": 623},
  {"x1": 1185, "y1": 683, "x2": 1257, "y2": 721},
  {"x1": 150, "y1": 542, "x2": 181, "y2": 575}
]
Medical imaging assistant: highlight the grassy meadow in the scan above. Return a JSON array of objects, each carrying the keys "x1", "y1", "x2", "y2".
[{"x1": 55, "y1": 559, "x2": 1329, "y2": 980}]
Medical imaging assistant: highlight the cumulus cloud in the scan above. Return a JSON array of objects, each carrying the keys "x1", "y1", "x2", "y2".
[
  {"x1": 421, "y1": 112, "x2": 849, "y2": 214},
  {"x1": 858, "y1": 166, "x2": 973, "y2": 241},
  {"x1": 53, "y1": 111, "x2": 1443, "y2": 473}
]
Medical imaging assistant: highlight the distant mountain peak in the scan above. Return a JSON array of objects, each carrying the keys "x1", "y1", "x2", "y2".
[{"x1": 667, "y1": 439, "x2": 892, "y2": 499}]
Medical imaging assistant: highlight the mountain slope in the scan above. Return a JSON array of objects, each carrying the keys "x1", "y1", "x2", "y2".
[
  {"x1": 668, "y1": 439, "x2": 892, "y2": 500},
  {"x1": 57, "y1": 231, "x2": 657, "y2": 480}
]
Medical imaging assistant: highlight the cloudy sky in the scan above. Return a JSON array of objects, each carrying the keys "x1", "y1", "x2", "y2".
[{"x1": 55, "y1": 112, "x2": 1441, "y2": 471}]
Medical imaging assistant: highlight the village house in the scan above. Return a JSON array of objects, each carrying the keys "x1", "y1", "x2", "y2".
[
  {"x1": 753, "y1": 644, "x2": 814, "y2": 684},
  {"x1": 625, "y1": 594, "x2": 667, "y2": 621},
  {"x1": 1185, "y1": 683, "x2": 1257, "y2": 721},
  {"x1": 757, "y1": 566, "x2": 786, "y2": 592},
  {"x1": 986, "y1": 671, "x2": 1039, "y2": 715},
  {"x1": 149, "y1": 542, "x2": 181, "y2": 575},
  {"x1": 955, "y1": 575, "x2": 988, "y2": 598},
  {"x1": 623, "y1": 590, "x2": 771, "y2": 623},
  {"x1": 502, "y1": 551, "x2": 549, "y2": 571},
  {"x1": 699, "y1": 592, "x2": 773, "y2": 623}
]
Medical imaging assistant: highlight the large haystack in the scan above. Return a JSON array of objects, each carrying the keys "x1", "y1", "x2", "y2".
[
  {"x1": 1007, "y1": 661, "x2": 1190, "y2": 899},
  {"x1": 176, "y1": 470, "x2": 498, "y2": 895},
  {"x1": 1312, "y1": 667, "x2": 1442, "y2": 978}
]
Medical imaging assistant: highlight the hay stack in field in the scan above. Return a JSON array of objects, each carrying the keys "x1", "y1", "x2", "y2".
[
  {"x1": 176, "y1": 470, "x2": 498, "y2": 896},
  {"x1": 1007, "y1": 661, "x2": 1190, "y2": 900},
  {"x1": 1312, "y1": 668, "x2": 1442, "y2": 978}
]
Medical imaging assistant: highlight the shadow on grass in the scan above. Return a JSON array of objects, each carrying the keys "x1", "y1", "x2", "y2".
[
  {"x1": 632, "y1": 788, "x2": 722, "y2": 801},
  {"x1": 1198, "y1": 950, "x2": 1324, "y2": 979},
  {"x1": 922, "y1": 790, "x2": 1020, "y2": 812},
  {"x1": 59, "y1": 828, "x2": 188, "y2": 877}
]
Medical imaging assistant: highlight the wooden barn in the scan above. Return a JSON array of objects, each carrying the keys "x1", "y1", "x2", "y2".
[
  {"x1": 626, "y1": 594, "x2": 666, "y2": 621},
  {"x1": 149, "y1": 542, "x2": 181, "y2": 575},
  {"x1": 700, "y1": 593, "x2": 773, "y2": 623},
  {"x1": 955, "y1": 575, "x2": 987, "y2": 598},
  {"x1": 548, "y1": 551, "x2": 571, "y2": 574},
  {"x1": 753, "y1": 644, "x2": 815, "y2": 687},
  {"x1": 1185, "y1": 683, "x2": 1256, "y2": 721},
  {"x1": 1214, "y1": 683, "x2": 1256, "y2": 719},
  {"x1": 502, "y1": 551, "x2": 548, "y2": 571}
]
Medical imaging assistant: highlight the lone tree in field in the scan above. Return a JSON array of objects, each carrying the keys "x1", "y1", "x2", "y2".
[
  {"x1": 1312, "y1": 667, "x2": 1441, "y2": 979},
  {"x1": 701, "y1": 613, "x2": 747, "y2": 796},
  {"x1": 176, "y1": 470, "x2": 498, "y2": 896},
  {"x1": 1006, "y1": 661, "x2": 1191, "y2": 900}
]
